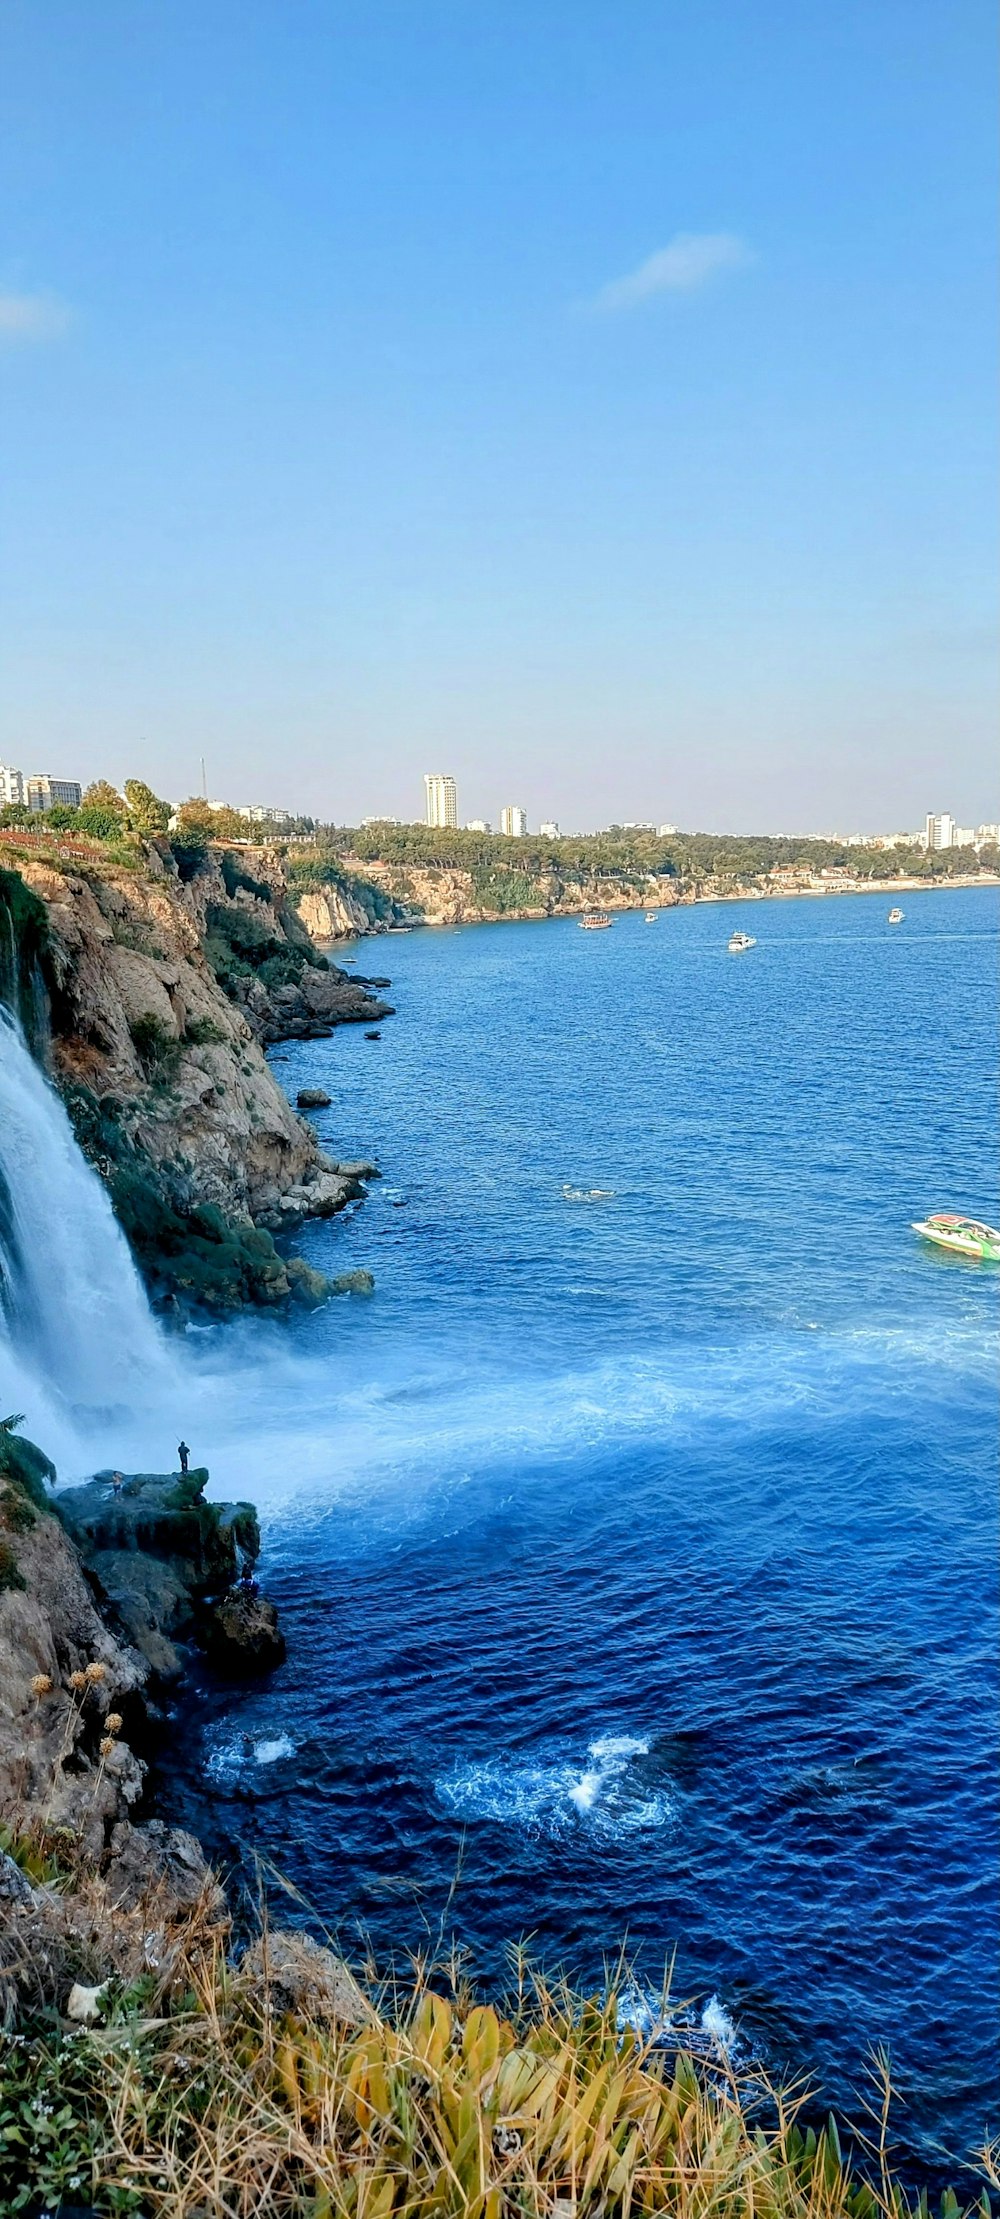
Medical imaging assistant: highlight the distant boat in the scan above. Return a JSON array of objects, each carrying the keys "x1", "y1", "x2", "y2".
[
  {"x1": 912, "y1": 1213, "x2": 1000, "y2": 1262},
  {"x1": 888, "y1": 907, "x2": 904, "y2": 924},
  {"x1": 728, "y1": 931, "x2": 756, "y2": 953},
  {"x1": 579, "y1": 912, "x2": 612, "y2": 931},
  {"x1": 644, "y1": 913, "x2": 657, "y2": 924}
]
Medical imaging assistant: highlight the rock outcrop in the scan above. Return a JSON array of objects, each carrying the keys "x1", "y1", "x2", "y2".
[
  {"x1": 0, "y1": 1428, "x2": 265, "y2": 2019},
  {"x1": 4, "y1": 840, "x2": 389, "y2": 1309},
  {"x1": 56, "y1": 1468, "x2": 263, "y2": 1681}
]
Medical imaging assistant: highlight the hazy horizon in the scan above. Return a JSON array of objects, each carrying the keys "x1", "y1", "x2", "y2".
[{"x1": 1, "y1": 2, "x2": 996, "y2": 832}]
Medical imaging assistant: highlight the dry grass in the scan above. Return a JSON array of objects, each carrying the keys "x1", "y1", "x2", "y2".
[{"x1": 0, "y1": 1915, "x2": 990, "y2": 2219}]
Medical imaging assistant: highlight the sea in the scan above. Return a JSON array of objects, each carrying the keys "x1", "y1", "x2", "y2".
[{"x1": 20, "y1": 886, "x2": 1000, "y2": 2187}]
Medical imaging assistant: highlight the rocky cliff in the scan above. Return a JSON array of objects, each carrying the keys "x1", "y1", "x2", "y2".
[
  {"x1": 1, "y1": 841, "x2": 391, "y2": 1310},
  {"x1": 324, "y1": 856, "x2": 685, "y2": 928},
  {"x1": 0, "y1": 1423, "x2": 234, "y2": 2016}
]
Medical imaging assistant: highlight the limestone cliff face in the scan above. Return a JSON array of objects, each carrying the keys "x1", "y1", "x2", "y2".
[
  {"x1": 22, "y1": 850, "x2": 318, "y2": 1216},
  {"x1": 296, "y1": 883, "x2": 389, "y2": 940},
  {"x1": 10, "y1": 843, "x2": 391, "y2": 1308},
  {"x1": 337, "y1": 858, "x2": 684, "y2": 927}
]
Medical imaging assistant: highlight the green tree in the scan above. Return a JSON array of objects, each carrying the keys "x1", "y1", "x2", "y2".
[
  {"x1": 78, "y1": 779, "x2": 129, "y2": 840},
  {"x1": 124, "y1": 778, "x2": 171, "y2": 836}
]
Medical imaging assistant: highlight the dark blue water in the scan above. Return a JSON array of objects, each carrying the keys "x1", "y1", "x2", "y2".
[{"x1": 168, "y1": 889, "x2": 999, "y2": 2188}]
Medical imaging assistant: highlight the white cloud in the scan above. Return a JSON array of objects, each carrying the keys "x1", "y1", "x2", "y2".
[
  {"x1": 589, "y1": 232, "x2": 752, "y2": 313},
  {"x1": 0, "y1": 291, "x2": 71, "y2": 343}
]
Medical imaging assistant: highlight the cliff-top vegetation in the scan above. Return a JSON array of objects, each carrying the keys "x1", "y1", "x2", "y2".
[{"x1": 0, "y1": 1889, "x2": 988, "y2": 2219}]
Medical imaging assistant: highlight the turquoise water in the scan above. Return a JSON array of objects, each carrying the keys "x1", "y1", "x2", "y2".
[{"x1": 166, "y1": 888, "x2": 999, "y2": 2186}]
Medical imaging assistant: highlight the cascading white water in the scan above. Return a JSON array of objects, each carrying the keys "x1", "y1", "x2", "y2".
[{"x1": 0, "y1": 1007, "x2": 169, "y2": 1434}]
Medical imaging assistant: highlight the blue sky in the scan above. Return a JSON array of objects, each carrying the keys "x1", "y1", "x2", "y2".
[{"x1": 0, "y1": 0, "x2": 996, "y2": 831}]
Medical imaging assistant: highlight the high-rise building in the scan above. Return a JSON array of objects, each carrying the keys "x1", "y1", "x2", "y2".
[
  {"x1": 923, "y1": 812, "x2": 956, "y2": 851},
  {"x1": 27, "y1": 775, "x2": 82, "y2": 813},
  {"x1": 539, "y1": 820, "x2": 560, "y2": 839},
  {"x1": 500, "y1": 805, "x2": 528, "y2": 837},
  {"x1": 424, "y1": 774, "x2": 458, "y2": 829},
  {"x1": 977, "y1": 824, "x2": 1000, "y2": 845},
  {"x1": 0, "y1": 763, "x2": 25, "y2": 808}
]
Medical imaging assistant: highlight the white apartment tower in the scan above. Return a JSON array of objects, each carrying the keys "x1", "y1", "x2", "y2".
[
  {"x1": 424, "y1": 773, "x2": 458, "y2": 829},
  {"x1": 924, "y1": 812, "x2": 955, "y2": 851},
  {"x1": 500, "y1": 805, "x2": 528, "y2": 837},
  {"x1": 0, "y1": 763, "x2": 25, "y2": 808}
]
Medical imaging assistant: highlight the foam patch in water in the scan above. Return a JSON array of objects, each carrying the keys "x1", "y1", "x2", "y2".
[
  {"x1": 205, "y1": 1730, "x2": 295, "y2": 1783},
  {"x1": 437, "y1": 1733, "x2": 672, "y2": 1840}
]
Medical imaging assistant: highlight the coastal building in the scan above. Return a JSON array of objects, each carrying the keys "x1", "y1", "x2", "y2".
[
  {"x1": 952, "y1": 827, "x2": 977, "y2": 849},
  {"x1": 0, "y1": 762, "x2": 25, "y2": 808},
  {"x1": 361, "y1": 815, "x2": 402, "y2": 827},
  {"x1": 465, "y1": 818, "x2": 491, "y2": 832},
  {"x1": 26, "y1": 775, "x2": 82, "y2": 813},
  {"x1": 240, "y1": 804, "x2": 294, "y2": 827},
  {"x1": 424, "y1": 773, "x2": 458, "y2": 829},
  {"x1": 657, "y1": 822, "x2": 677, "y2": 836},
  {"x1": 923, "y1": 812, "x2": 955, "y2": 851},
  {"x1": 500, "y1": 805, "x2": 528, "y2": 837},
  {"x1": 977, "y1": 823, "x2": 1000, "y2": 845},
  {"x1": 539, "y1": 820, "x2": 560, "y2": 839}
]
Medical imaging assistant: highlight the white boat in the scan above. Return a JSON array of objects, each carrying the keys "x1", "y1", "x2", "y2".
[
  {"x1": 728, "y1": 931, "x2": 756, "y2": 953},
  {"x1": 888, "y1": 907, "x2": 903, "y2": 924},
  {"x1": 644, "y1": 913, "x2": 657, "y2": 924},
  {"x1": 579, "y1": 912, "x2": 612, "y2": 930},
  {"x1": 912, "y1": 1213, "x2": 1000, "y2": 1262}
]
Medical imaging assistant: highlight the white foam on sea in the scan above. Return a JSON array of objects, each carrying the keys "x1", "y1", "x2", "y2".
[
  {"x1": 617, "y1": 1983, "x2": 745, "y2": 2066},
  {"x1": 436, "y1": 1732, "x2": 671, "y2": 1841},
  {"x1": 205, "y1": 1729, "x2": 295, "y2": 1782}
]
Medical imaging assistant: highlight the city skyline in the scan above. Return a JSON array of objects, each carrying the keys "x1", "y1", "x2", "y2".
[
  {"x1": 1, "y1": 746, "x2": 995, "y2": 852},
  {"x1": 1, "y1": 4, "x2": 995, "y2": 831}
]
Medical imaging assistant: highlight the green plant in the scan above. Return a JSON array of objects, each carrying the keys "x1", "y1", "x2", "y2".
[
  {"x1": 0, "y1": 1537, "x2": 26, "y2": 1591},
  {"x1": 185, "y1": 1014, "x2": 226, "y2": 1046},
  {"x1": 129, "y1": 1012, "x2": 182, "y2": 1082},
  {"x1": 0, "y1": 1943, "x2": 978, "y2": 2219}
]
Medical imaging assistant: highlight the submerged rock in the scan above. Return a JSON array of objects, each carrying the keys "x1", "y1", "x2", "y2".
[{"x1": 330, "y1": 1268, "x2": 375, "y2": 1296}]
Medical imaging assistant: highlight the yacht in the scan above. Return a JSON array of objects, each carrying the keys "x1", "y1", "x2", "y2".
[
  {"x1": 888, "y1": 907, "x2": 904, "y2": 924},
  {"x1": 912, "y1": 1214, "x2": 1000, "y2": 1263},
  {"x1": 728, "y1": 930, "x2": 756, "y2": 953},
  {"x1": 579, "y1": 912, "x2": 612, "y2": 930}
]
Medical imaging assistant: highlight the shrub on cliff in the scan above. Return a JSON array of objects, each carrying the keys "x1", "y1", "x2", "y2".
[{"x1": 0, "y1": 1938, "x2": 974, "y2": 2219}]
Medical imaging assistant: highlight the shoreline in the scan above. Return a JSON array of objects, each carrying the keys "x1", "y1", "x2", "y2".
[{"x1": 326, "y1": 870, "x2": 1000, "y2": 941}]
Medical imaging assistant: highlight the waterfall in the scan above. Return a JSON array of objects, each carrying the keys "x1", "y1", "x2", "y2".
[{"x1": 0, "y1": 1007, "x2": 170, "y2": 1438}]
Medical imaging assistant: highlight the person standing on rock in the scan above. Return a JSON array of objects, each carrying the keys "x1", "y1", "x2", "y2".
[{"x1": 177, "y1": 1440, "x2": 190, "y2": 1475}]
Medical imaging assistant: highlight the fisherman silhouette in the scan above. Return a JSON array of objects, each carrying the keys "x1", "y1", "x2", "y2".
[{"x1": 177, "y1": 1440, "x2": 190, "y2": 1474}]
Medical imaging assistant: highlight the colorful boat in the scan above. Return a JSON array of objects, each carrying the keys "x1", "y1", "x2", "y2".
[
  {"x1": 579, "y1": 912, "x2": 612, "y2": 930},
  {"x1": 912, "y1": 1213, "x2": 1000, "y2": 1261}
]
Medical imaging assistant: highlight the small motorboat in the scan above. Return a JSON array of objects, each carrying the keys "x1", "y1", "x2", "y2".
[
  {"x1": 728, "y1": 930, "x2": 756, "y2": 953},
  {"x1": 888, "y1": 907, "x2": 904, "y2": 924},
  {"x1": 579, "y1": 912, "x2": 612, "y2": 930},
  {"x1": 912, "y1": 1213, "x2": 1000, "y2": 1262},
  {"x1": 644, "y1": 912, "x2": 657, "y2": 924}
]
